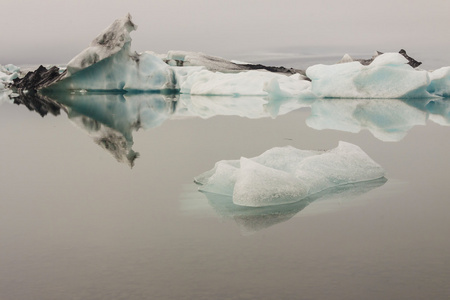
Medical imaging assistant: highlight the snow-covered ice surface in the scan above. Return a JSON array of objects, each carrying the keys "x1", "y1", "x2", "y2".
[{"x1": 195, "y1": 142, "x2": 385, "y2": 207}]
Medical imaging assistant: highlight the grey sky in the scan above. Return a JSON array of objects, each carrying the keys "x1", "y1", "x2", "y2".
[{"x1": 1, "y1": 0, "x2": 449, "y2": 66}]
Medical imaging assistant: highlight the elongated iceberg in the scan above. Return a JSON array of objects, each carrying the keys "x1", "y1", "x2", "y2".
[
  {"x1": 25, "y1": 14, "x2": 309, "y2": 95},
  {"x1": 195, "y1": 142, "x2": 385, "y2": 207},
  {"x1": 8, "y1": 14, "x2": 450, "y2": 98}
]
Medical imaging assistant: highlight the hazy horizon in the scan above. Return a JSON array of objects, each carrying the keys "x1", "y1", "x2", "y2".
[{"x1": 2, "y1": 0, "x2": 450, "y2": 67}]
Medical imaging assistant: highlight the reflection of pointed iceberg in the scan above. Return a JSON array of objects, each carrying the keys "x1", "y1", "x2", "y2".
[
  {"x1": 195, "y1": 142, "x2": 385, "y2": 207},
  {"x1": 45, "y1": 92, "x2": 176, "y2": 166}
]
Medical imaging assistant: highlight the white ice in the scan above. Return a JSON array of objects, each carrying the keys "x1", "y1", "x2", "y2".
[
  {"x1": 177, "y1": 69, "x2": 312, "y2": 97},
  {"x1": 306, "y1": 53, "x2": 432, "y2": 98},
  {"x1": 195, "y1": 142, "x2": 385, "y2": 207},
  {"x1": 0, "y1": 64, "x2": 20, "y2": 91},
  {"x1": 427, "y1": 67, "x2": 450, "y2": 98}
]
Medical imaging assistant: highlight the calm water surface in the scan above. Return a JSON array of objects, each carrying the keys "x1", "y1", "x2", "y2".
[{"x1": 1, "y1": 58, "x2": 450, "y2": 299}]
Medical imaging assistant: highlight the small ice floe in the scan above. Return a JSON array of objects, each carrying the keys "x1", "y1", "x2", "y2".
[{"x1": 195, "y1": 141, "x2": 385, "y2": 207}]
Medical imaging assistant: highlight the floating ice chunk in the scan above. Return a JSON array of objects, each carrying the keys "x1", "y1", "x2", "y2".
[
  {"x1": 0, "y1": 64, "x2": 20, "y2": 85},
  {"x1": 427, "y1": 67, "x2": 450, "y2": 98},
  {"x1": 306, "y1": 53, "x2": 432, "y2": 98},
  {"x1": 196, "y1": 142, "x2": 385, "y2": 207},
  {"x1": 2, "y1": 64, "x2": 20, "y2": 74}
]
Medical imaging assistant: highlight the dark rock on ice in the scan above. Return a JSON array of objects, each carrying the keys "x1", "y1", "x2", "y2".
[
  {"x1": 238, "y1": 63, "x2": 305, "y2": 76},
  {"x1": 163, "y1": 52, "x2": 305, "y2": 76},
  {"x1": 339, "y1": 49, "x2": 422, "y2": 68},
  {"x1": 398, "y1": 49, "x2": 422, "y2": 68},
  {"x1": 12, "y1": 65, "x2": 66, "y2": 91}
]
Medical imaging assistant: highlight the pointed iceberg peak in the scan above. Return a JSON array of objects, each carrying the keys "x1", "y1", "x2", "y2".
[
  {"x1": 66, "y1": 13, "x2": 137, "y2": 75},
  {"x1": 338, "y1": 53, "x2": 354, "y2": 64}
]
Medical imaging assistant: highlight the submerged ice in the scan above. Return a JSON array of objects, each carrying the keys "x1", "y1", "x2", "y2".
[
  {"x1": 7, "y1": 14, "x2": 450, "y2": 99},
  {"x1": 195, "y1": 142, "x2": 385, "y2": 207}
]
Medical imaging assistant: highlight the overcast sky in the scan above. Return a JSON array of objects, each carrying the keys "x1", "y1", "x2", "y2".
[{"x1": 1, "y1": 0, "x2": 449, "y2": 67}]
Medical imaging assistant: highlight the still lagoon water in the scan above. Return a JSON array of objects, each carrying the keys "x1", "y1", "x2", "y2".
[{"x1": 1, "y1": 57, "x2": 450, "y2": 299}]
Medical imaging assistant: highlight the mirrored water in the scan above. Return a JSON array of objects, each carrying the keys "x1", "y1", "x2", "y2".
[{"x1": 1, "y1": 76, "x2": 450, "y2": 298}]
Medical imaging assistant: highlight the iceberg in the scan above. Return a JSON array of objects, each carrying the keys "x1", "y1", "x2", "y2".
[
  {"x1": 7, "y1": 14, "x2": 450, "y2": 99},
  {"x1": 13, "y1": 14, "x2": 309, "y2": 96},
  {"x1": 306, "y1": 53, "x2": 432, "y2": 98},
  {"x1": 195, "y1": 142, "x2": 385, "y2": 207}
]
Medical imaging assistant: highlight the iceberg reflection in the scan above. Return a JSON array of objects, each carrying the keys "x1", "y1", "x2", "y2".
[
  {"x1": 184, "y1": 178, "x2": 386, "y2": 235},
  {"x1": 305, "y1": 99, "x2": 428, "y2": 142},
  {"x1": 5, "y1": 91, "x2": 450, "y2": 165},
  {"x1": 55, "y1": 92, "x2": 176, "y2": 167}
]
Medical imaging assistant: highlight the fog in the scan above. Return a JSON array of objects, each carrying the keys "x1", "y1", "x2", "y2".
[{"x1": 1, "y1": 0, "x2": 449, "y2": 66}]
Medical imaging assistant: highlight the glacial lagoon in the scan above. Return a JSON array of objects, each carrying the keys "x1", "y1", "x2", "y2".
[{"x1": 1, "y1": 84, "x2": 450, "y2": 299}]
